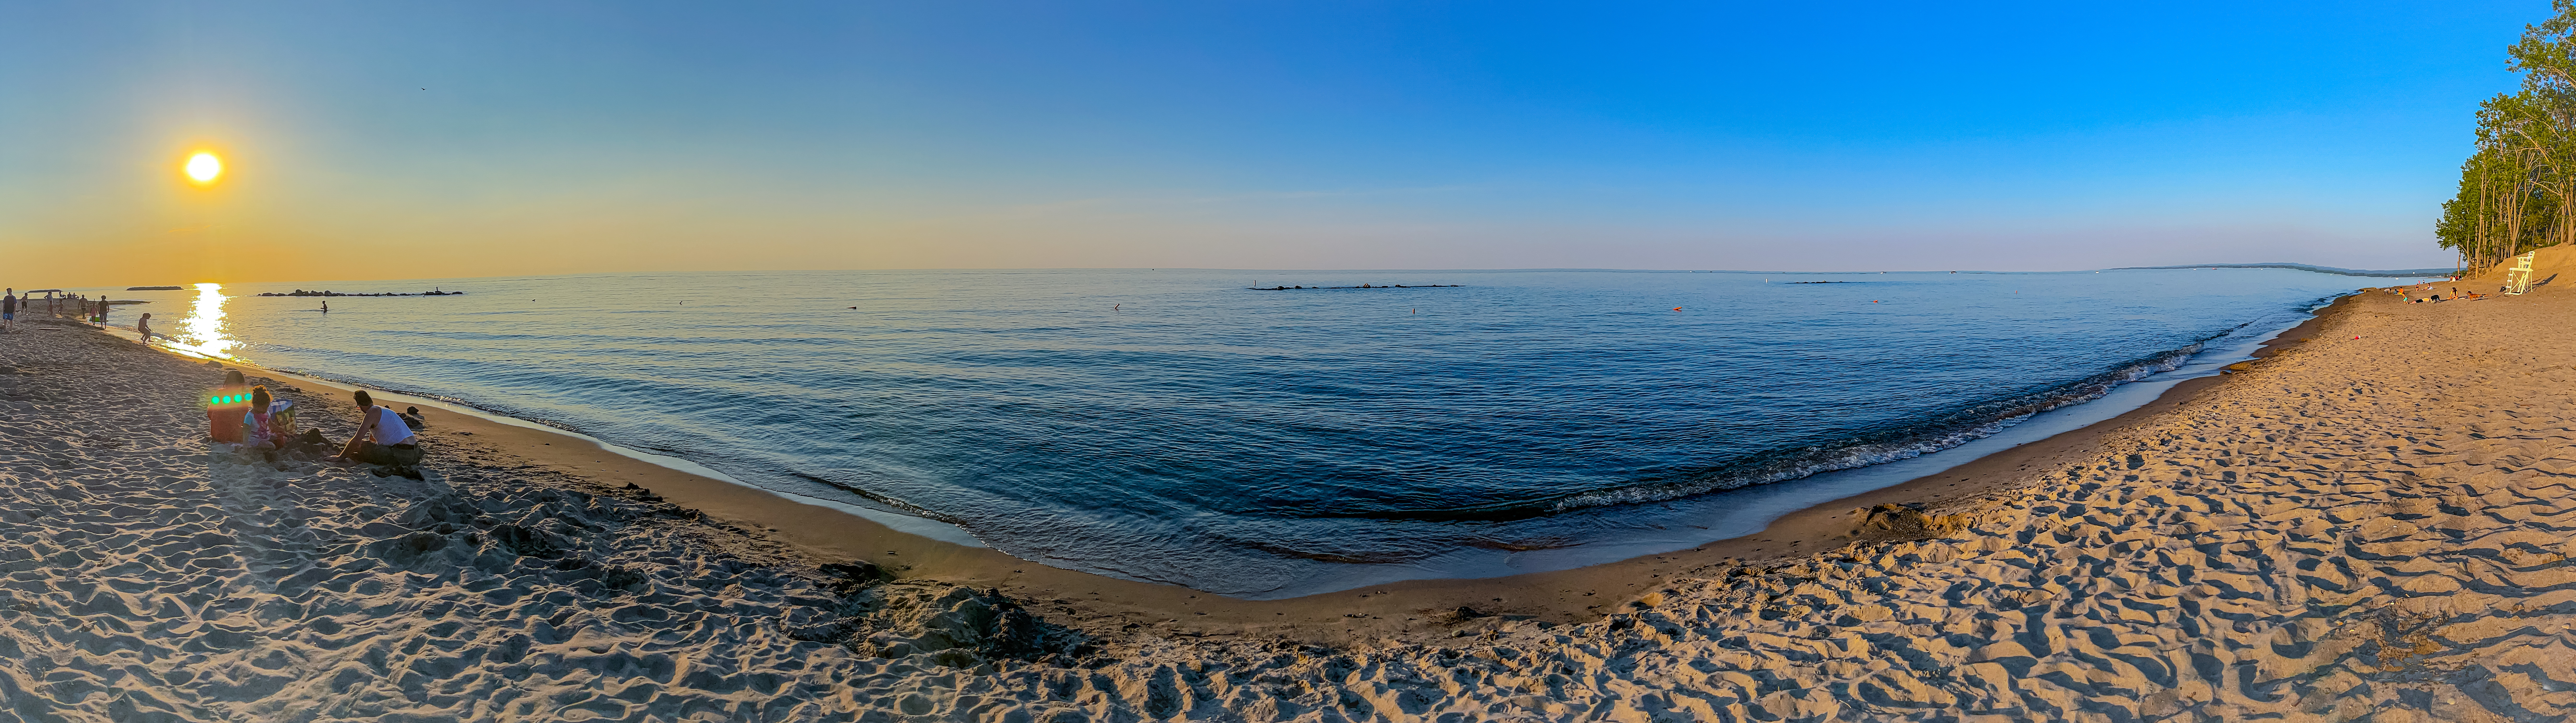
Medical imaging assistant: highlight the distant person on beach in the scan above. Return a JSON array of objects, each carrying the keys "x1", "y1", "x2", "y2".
[
  {"x1": 1, "y1": 289, "x2": 14, "y2": 332},
  {"x1": 332, "y1": 390, "x2": 421, "y2": 471},
  {"x1": 136, "y1": 313, "x2": 153, "y2": 342},
  {"x1": 399, "y1": 406, "x2": 428, "y2": 429}
]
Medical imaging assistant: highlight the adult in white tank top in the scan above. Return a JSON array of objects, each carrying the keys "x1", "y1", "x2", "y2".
[{"x1": 332, "y1": 389, "x2": 418, "y2": 465}]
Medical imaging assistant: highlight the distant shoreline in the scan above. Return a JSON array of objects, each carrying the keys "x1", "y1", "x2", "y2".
[{"x1": 2112, "y1": 262, "x2": 2458, "y2": 278}]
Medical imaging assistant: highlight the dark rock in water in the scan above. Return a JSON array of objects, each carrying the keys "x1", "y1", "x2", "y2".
[
  {"x1": 1249, "y1": 283, "x2": 1463, "y2": 291},
  {"x1": 255, "y1": 289, "x2": 467, "y2": 297}
]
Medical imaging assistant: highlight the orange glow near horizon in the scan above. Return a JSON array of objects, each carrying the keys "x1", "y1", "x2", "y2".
[{"x1": 185, "y1": 152, "x2": 222, "y2": 185}]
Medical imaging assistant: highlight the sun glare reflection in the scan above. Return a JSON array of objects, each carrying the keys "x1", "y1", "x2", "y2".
[{"x1": 163, "y1": 283, "x2": 240, "y2": 359}]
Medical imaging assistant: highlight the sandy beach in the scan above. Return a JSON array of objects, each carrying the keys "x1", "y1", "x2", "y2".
[{"x1": 7, "y1": 257, "x2": 2576, "y2": 721}]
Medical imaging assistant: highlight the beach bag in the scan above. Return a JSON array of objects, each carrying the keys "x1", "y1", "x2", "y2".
[{"x1": 268, "y1": 400, "x2": 297, "y2": 436}]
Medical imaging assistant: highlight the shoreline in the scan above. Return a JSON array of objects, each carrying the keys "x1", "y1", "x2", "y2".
[
  {"x1": 20, "y1": 269, "x2": 2575, "y2": 719},
  {"x1": 110, "y1": 290, "x2": 2370, "y2": 646},
  {"x1": 70, "y1": 270, "x2": 2399, "y2": 602}
]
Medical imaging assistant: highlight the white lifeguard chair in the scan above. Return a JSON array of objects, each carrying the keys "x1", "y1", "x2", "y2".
[{"x1": 2507, "y1": 251, "x2": 2537, "y2": 295}]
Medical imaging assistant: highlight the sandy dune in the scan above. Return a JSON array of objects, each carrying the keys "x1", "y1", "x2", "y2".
[{"x1": 5, "y1": 269, "x2": 2576, "y2": 721}]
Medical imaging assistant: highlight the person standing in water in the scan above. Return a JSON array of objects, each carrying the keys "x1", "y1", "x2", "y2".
[{"x1": 320, "y1": 300, "x2": 328, "y2": 313}]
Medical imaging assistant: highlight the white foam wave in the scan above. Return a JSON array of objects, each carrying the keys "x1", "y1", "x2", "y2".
[{"x1": 1542, "y1": 343, "x2": 2204, "y2": 512}]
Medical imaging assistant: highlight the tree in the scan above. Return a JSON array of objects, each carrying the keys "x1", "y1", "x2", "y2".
[{"x1": 2438, "y1": 0, "x2": 2576, "y2": 272}]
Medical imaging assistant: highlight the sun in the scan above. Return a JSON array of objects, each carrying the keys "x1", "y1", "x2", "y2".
[{"x1": 185, "y1": 152, "x2": 222, "y2": 184}]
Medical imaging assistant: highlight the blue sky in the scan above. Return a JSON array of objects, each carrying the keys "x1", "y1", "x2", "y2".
[{"x1": 0, "y1": 1, "x2": 2532, "y2": 283}]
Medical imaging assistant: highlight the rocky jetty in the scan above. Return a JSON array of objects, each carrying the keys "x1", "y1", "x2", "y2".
[
  {"x1": 1249, "y1": 284, "x2": 1460, "y2": 290},
  {"x1": 257, "y1": 289, "x2": 466, "y2": 297}
]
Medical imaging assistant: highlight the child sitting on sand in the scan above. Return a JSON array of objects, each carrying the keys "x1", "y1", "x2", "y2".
[{"x1": 241, "y1": 386, "x2": 279, "y2": 448}]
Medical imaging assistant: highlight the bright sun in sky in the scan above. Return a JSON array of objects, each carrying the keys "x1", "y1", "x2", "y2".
[{"x1": 184, "y1": 152, "x2": 221, "y2": 184}]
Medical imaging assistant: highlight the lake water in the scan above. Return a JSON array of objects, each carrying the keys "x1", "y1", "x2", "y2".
[{"x1": 80, "y1": 268, "x2": 2399, "y2": 597}]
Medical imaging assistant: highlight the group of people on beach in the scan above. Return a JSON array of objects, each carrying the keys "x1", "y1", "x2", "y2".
[
  {"x1": 208, "y1": 368, "x2": 426, "y2": 475},
  {"x1": 0, "y1": 288, "x2": 124, "y2": 333},
  {"x1": 2396, "y1": 283, "x2": 2494, "y2": 304},
  {"x1": 0, "y1": 287, "x2": 138, "y2": 337}
]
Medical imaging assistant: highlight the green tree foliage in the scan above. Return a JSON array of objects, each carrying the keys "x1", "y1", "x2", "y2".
[{"x1": 2439, "y1": 1, "x2": 2576, "y2": 272}]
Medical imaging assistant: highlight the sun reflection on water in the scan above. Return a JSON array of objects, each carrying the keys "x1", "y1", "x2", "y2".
[{"x1": 163, "y1": 282, "x2": 240, "y2": 359}]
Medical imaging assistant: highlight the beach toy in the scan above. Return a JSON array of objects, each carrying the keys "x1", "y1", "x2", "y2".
[{"x1": 1672, "y1": 307, "x2": 1681, "y2": 311}]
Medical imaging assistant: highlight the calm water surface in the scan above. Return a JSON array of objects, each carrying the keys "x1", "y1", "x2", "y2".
[{"x1": 93, "y1": 269, "x2": 2388, "y2": 596}]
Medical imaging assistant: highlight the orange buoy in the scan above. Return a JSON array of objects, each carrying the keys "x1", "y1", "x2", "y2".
[{"x1": 1672, "y1": 307, "x2": 1682, "y2": 311}]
